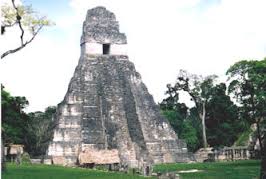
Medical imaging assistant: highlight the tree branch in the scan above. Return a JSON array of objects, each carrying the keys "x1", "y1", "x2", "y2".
[
  {"x1": 11, "y1": 0, "x2": 24, "y2": 45},
  {"x1": 1, "y1": 22, "x2": 17, "y2": 35},
  {"x1": 1, "y1": 25, "x2": 43, "y2": 59},
  {"x1": 1, "y1": 0, "x2": 45, "y2": 59}
]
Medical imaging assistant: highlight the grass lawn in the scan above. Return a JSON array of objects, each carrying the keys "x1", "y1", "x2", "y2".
[
  {"x1": 2, "y1": 163, "x2": 150, "y2": 179},
  {"x1": 154, "y1": 160, "x2": 261, "y2": 179},
  {"x1": 2, "y1": 160, "x2": 260, "y2": 179}
]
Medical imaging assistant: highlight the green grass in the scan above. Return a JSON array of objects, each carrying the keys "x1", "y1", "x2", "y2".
[
  {"x1": 2, "y1": 160, "x2": 260, "y2": 179},
  {"x1": 154, "y1": 160, "x2": 260, "y2": 179},
  {"x1": 2, "y1": 163, "x2": 150, "y2": 179}
]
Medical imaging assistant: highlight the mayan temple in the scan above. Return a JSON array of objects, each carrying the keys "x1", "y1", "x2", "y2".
[{"x1": 48, "y1": 6, "x2": 189, "y2": 168}]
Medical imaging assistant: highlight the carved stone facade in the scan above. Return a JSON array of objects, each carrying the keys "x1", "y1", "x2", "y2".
[{"x1": 48, "y1": 6, "x2": 189, "y2": 167}]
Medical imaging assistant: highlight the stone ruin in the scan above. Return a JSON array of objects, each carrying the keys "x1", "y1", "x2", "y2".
[
  {"x1": 48, "y1": 6, "x2": 190, "y2": 168},
  {"x1": 5, "y1": 144, "x2": 24, "y2": 164},
  {"x1": 194, "y1": 146, "x2": 251, "y2": 162}
]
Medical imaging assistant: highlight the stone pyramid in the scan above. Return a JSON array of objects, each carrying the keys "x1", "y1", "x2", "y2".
[{"x1": 48, "y1": 6, "x2": 189, "y2": 167}]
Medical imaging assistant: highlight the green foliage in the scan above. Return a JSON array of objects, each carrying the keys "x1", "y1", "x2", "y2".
[
  {"x1": 154, "y1": 160, "x2": 260, "y2": 179},
  {"x1": 1, "y1": 85, "x2": 56, "y2": 157},
  {"x1": 227, "y1": 59, "x2": 266, "y2": 116},
  {"x1": 160, "y1": 108, "x2": 201, "y2": 152},
  {"x1": 3, "y1": 163, "x2": 148, "y2": 179},
  {"x1": 160, "y1": 73, "x2": 243, "y2": 150},
  {"x1": 205, "y1": 83, "x2": 245, "y2": 147},
  {"x1": 173, "y1": 70, "x2": 217, "y2": 109},
  {"x1": 227, "y1": 59, "x2": 266, "y2": 152},
  {"x1": 21, "y1": 152, "x2": 31, "y2": 164},
  {"x1": 168, "y1": 70, "x2": 218, "y2": 148},
  {"x1": 234, "y1": 128, "x2": 253, "y2": 146},
  {"x1": 179, "y1": 119, "x2": 200, "y2": 151},
  {"x1": 160, "y1": 78, "x2": 203, "y2": 151},
  {"x1": 1, "y1": 2, "x2": 53, "y2": 35},
  {"x1": 161, "y1": 110, "x2": 182, "y2": 133},
  {"x1": 1, "y1": 85, "x2": 29, "y2": 144},
  {"x1": 24, "y1": 106, "x2": 57, "y2": 157}
]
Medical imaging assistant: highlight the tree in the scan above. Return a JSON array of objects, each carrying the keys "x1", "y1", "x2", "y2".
[
  {"x1": 168, "y1": 70, "x2": 217, "y2": 148},
  {"x1": 227, "y1": 59, "x2": 266, "y2": 150},
  {"x1": 205, "y1": 83, "x2": 244, "y2": 147},
  {"x1": 161, "y1": 69, "x2": 247, "y2": 151},
  {"x1": 1, "y1": 0, "x2": 53, "y2": 59},
  {"x1": 1, "y1": 136, "x2": 5, "y2": 171},
  {"x1": 1, "y1": 85, "x2": 29, "y2": 171},
  {"x1": 1, "y1": 85, "x2": 57, "y2": 158},
  {"x1": 1, "y1": 85, "x2": 29, "y2": 144},
  {"x1": 25, "y1": 106, "x2": 57, "y2": 157},
  {"x1": 226, "y1": 58, "x2": 266, "y2": 178},
  {"x1": 160, "y1": 84, "x2": 188, "y2": 138},
  {"x1": 160, "y1": 89, "x2": 201, "y2": 152}
]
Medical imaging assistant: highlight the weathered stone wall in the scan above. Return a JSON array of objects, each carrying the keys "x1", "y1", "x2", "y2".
[
  {"x1": 80, "y1": 6, "x2": 126, "y2": 45},
  {"x1": 48, "y1": 6, "x2": 189, "y2": 167}
]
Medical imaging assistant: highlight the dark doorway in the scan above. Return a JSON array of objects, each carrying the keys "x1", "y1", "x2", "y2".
[{"x1": 103, "y1": 44, "x2": 110, "y2": 54}]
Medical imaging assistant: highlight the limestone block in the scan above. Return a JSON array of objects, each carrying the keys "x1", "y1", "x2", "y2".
[
  {"x1": 48, "y1": 143, "x2": 63, "y2": 156},
  {"x1": 82, "y1": 43, "x2": 102, "y2": 55},
  {"x1": 163, "y1": 153, "x2": 175, "y2": 163},
  {"x1": 81, "y1": 144, "x2": 96, "y2": 151},
  {"x1": 79, "y1": 149, "x2": 120, "y2": 165},
  {"x1": 84, "y1": 71, "x2": 93, "y2": 81},
  {"x1": 52, "y1": 156, "x2": 67, "y2": 166},
  {"x1": 30, "y1": 159, "x2": 42, "y2": 164},
  {"x1": 110, "y1": 44, "x2": 127, "y2": 55},
  {"x1": 43, "y1": 159, "x2": 52, "y2": 165},
  {"x1": 53, "y1": 131, "x2": 63, "y2": 141}
]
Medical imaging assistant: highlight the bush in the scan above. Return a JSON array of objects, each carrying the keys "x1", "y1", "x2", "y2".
[{"x1": 21, "y1": 152, "x2": 31, "y2": 164}]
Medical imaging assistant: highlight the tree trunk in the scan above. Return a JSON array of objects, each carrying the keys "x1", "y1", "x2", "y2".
[
  {"x1": 201, "y1": 101, "x2": 208, "y2": 149},
  {"x1": 260, "y1": 129, "x2": 266, "y2": 179},
  {"x1": 256, "y1": 120, "x2": 263, "y2": 152},
  {"x1": 1, "y1": 136, "x2": 6, "y2": 172}
]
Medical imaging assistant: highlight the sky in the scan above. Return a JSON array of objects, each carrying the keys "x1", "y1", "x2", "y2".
[{"x1": 1, "y1": 0, "x2": 266, "y2": 112}]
